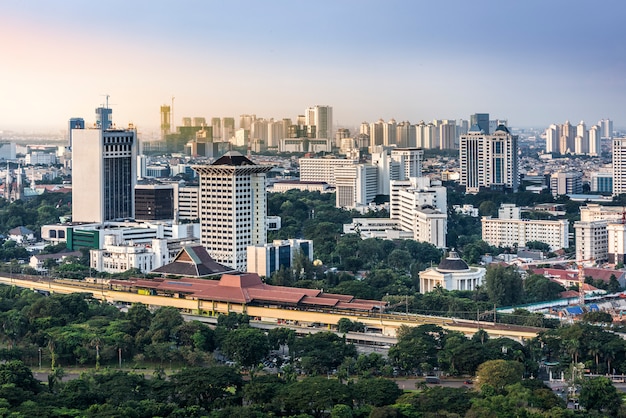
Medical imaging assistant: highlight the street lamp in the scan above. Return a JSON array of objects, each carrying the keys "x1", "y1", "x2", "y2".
[{"x1": 38, "y1": 347, "x2": 42, "y2": 369}]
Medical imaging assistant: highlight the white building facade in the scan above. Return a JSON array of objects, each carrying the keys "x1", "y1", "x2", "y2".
[{"x1": 193, "y1": 151, "x2": 272, "y2": 271}]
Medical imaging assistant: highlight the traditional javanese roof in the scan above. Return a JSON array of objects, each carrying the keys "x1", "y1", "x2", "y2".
[
  {"x1": 109, "y1": 272, "x2": 387, "y2": 311},
  {"x1": 151, "y1": 245, "x2": 236, "y2": 277}
]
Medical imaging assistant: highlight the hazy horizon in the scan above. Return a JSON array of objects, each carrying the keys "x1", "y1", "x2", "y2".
[{"x1": 2, "y1": 0, "x2": 625, "y2": 133}]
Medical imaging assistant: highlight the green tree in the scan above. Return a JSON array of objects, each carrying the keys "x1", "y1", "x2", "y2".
[
  {"x1": 475, "y1": 359, "x2": 523, "y2": 393},
  {"x1": 484, "y1": 264, "x2": 524, "y2": 306},
  {"x1": 524, "y1": 274, "x2": 565, "y2": 303},
  {"x1": 170, "y1": 366, "x2": 243, "y2": 410},
  {"x1": 352, "y1": 378, "x2": 402, "y2": 407},
  {"x1": 578, "y1": 376, "x2": 622, "y2": 416},
  {"x1": 221, "y1": 327, "x2": 269, "y2": 369}
]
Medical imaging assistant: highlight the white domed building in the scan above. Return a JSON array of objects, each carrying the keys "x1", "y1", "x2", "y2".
[{"x1": 419, "y1": 250, "x2": 486, "y2": 293}]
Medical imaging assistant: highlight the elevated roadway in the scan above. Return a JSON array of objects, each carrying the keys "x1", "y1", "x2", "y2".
[{"x1": 0, "y1": 274, "x2": 540, "y2": 342}]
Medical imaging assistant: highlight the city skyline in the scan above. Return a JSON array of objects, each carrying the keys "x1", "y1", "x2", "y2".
[{"x1": 1, "y1": 0, "x2": 625, "y2": 132}]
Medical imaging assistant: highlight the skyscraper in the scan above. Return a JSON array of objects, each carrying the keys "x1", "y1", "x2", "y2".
[
  {"x1": 459, "y1": 124, "x2": 518, "y2": 193},
  {"x1": 470, "y1": 113, "x2": 490, "y2": 134},
  {"x1": 600, "y1": 118, "x2": 613, "y2": 139},
  {"x1": 305, "y1": 105, "x2": 333, "y2": 139},
  {"x1": 612, "y1": 138, "x2": 626, "y2": 196},
  {"x1": 160, "y1": 105, "x2": 171, "y2": 140},
  {"x1": 72, "y1": 107, "x2": 138, "y2": 223},
  {"x1": 192, "y1": 151, "x2": 272, "y2": 271}
]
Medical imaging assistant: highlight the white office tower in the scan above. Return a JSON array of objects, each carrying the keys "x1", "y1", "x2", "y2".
[
  {"x1": 459, "y1": 124, "x2": 519, "y2": 193},
  {"x1": 589, "y1": 125, "x2": 600, "y2": 156},
  {"x1": 545, "y1": 124, "x2": 560, "y2": 154},
  {"x1": 416, "y1": 121, "x2": 437, "y2": 149},
  {"x1": 370, "y1": 119, "x2": 385, "y2": 146},
  {"x1": 396, "y1": 121, "x2": 415, "y2": 148},
  {"x1": 390, "y1": 177, "x2": 447, "y2": 248},
  {"x1": 600, "y1": 118, "x2": 613, "y2": 139},
  {"x1": 613, "y1": 138, "x2": 626, "y2": 196},
  {"x1": 72, "y1": 108, "x2": 137, "y2": 223},
  {"x1": 192, "y1": 151, "x2": 272, "y2": 271},
  {"x1": 305, "y1": 105, "x2": 333, "y2": 139},
  {"x1": 383, "y1": 119, "x2": 397, "y2": 146},
  {"x1": 390, "y1": 148, "x2": 423, "y2": 180},
  {"x1": 335, "y1": 164, "x2": 378, "y2": 209},
  {"x1": 575, "y1": 121, "x2": 589, "y2": 155}
]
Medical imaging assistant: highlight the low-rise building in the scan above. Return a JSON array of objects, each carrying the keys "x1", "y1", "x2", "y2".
[
  {"x1": 419, "y1": 251, "x2": 486, "y2": 293},
  {"x1": 481, "y1": 204, "x2": 569, "y2": 251}
]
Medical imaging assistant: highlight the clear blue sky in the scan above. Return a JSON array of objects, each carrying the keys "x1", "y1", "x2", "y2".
[{"x1": 1, "y1": 0, "x2": 625, "y2": 132}]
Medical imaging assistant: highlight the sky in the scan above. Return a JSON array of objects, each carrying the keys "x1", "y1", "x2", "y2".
[{"x1": 1, "y1": 0, "x2": 625, "y2": 134}]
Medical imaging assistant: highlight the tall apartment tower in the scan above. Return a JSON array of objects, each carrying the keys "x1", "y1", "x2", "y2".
[
  {"x1": 559, "y1": 121, "x2": 575, "y2": 154},
  {"x1": 369, "y1": 119, "x2": 385, "y2": 146},
  {"x1": 459, "y1": 124, "x2": 518, "y2": 193},
  {"x1": 72, "y1": 107, "x2": 138, "y2": 223},
  {"x1": 545, "y1": 124, "x2": 560, "y2": 154},
  {"x1": 305, "y1": 105, "x2": 333, "y2": 139},
  {"x1": 600, "y1": 119, "x2": 613, "y2": 139},
  {"x1": 470, "y1": 113, "x2": 490, "y2": 134},
  {"x1": 589, "y1": 125, "x2": 600, "y2": 156},
  {"x1": 192, "y1": 151, "x2": 272, "y2": 271},
  {"x1": 612, "y1": 138, "x2": 626, "y2": 196}
]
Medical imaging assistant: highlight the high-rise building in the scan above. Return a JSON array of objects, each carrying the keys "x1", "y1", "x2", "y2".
[
  {"x1": 470, "y1": 113, "x2": 490, "y2": 134},
  {"x1": 559, "y1": 120, "x2": 575, "y2": 154},
  {"x1": 160, "y1": 105, "x2": 171, "y2": 140},
  {"x1": 396, "y1": 121, "x2": 415, "y2": 148},
  {"x1": 459, "y1": 124, "x2": 518, "y2": 193},
  {"x1": 390, "y1": 148, "x2": 423, "y2": 180},
  {"x1": 72, "y1": 107, "x2": 137, "y2": 223},
  {"x1": 390, "y1": 177, "x2": 447, "y2": 248},
  {"x1": 369, "y1": 119, "x2": 385, "y2": 146},
  {"x1": 192, "y1": 151, "x2": 272, "y2": 271},
  {"x1": 383, "y1": 119, "x2": 397, "y2": 146},
  {"x1": 416, "y1": 121, "x2": 437, "y2": 149},
  {"x1": 589, "y1": 125, "x2": 601, "y2": 156},
  {"x1": 305, "y1": 105, "x2": 333, "y2": 139},
  {"x1": 239, "y1": 114, "x2": 256, "y2": 130},
  {"x1": 134, "y1": 183, "x2": 175, "y2": 221},
  {"x1": 437, "y1": 119, "x2": 457, "y2": 149},
  {"x1": 550, "y1": 172, "x2": 583, "y2": 197},
  {"x1": 545, "y1": 124, "x2": 560, "y2": 154},
  {"x1": 613, "y1": 138, "x2": 626, "y2": 196},
  {"x1": 600, "y1": 118, "x2": 613, "y2": 139},
  {"x1": 335, "y1": 164, "x2": 378, "y2": 209}
]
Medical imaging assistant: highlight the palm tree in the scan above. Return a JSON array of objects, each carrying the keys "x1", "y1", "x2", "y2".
[
  {"x1": 565, "y1": 339, "x2": 580, "y2": 364},
  {"x1": 587, "y1": 341, "x2": 602, "y2": 374}
]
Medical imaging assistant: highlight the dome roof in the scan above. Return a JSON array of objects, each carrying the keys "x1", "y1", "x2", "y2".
[{"x1": 437, "y1": 250, "x2": 470, "y2": 271}]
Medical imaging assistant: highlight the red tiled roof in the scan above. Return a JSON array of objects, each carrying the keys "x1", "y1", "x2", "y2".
[{"x1": 115, "y1": 273, "x2": 386, "y2": 311}]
